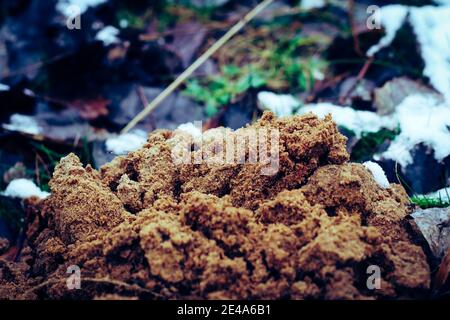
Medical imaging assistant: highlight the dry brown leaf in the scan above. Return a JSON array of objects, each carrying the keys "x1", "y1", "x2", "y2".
[{"x1": 70, "y1": 97, "x2": 110, "y2": 120}]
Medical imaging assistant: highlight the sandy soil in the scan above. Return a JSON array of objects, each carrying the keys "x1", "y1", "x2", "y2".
[{"x1": 0, "y1": 112, "x2": 430, "y2": 299}]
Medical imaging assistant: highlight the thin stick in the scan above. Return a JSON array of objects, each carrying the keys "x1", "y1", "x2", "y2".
[
  {"x1": 339, "y1": 57, "x2": 373, "y2": 105},
  {"x1": 121, "y1": 0, "x2": 275, "y2": 134},
  {"x1": 348, "y1": 0, "x2": 362, "y2": 57}
]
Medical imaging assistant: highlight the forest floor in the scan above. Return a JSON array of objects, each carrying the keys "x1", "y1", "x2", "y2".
[{"x1": 0, "y1": 0, "x2": 449, "y2": 299}]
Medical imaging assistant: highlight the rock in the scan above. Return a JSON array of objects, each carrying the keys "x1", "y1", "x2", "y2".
[{"x1": 410, "y1": 207, "x2": 450, "y2": 260}]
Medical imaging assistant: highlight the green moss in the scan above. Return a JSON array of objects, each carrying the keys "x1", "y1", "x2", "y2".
[
  {"x1": 351, "y1": 128, "x2": 400, "y2": 162},
  {"x1": 116, "y1": 9, "x2": 148, "y2": 29},
  {"x1": 183, "y1": 34, "x2": 326, "y2": 116},
  {"x1": 184, "y1": 64, "x2": 267, "y2": 116},
  {"x1": 29, "y1": 139, "x2": 93, "y2": 192},
  {"x1": 411, "y1": 195, "x2": 450, "y2": 209}
]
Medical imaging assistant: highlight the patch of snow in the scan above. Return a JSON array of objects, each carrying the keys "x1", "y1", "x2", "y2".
[
  {"x1": 367, "y1": 5, "x2": 409, "y2": 57},
  {"x1": 106, "y1": 130, "x2": 147, "y2": 155},
  {"x1": 3, "y1": 114, "x2": 42, "y2": 135},
  {"x1": 0, "y1": 83, "x2": 10, "y2": 91},
  {"x1": 95, "y1": 26, "x2": 120, "y2": 46},
  {"x1": 119, "y1": 19, "x2": 129, "y2": 29},
  {"x1": 409, "y1": 5, "x2": 450, "y2": 102},
  {"x1": 56, "y1": 0, "x2": 107, "y2": 17},
  {"x1": 2, "y1": 179, "x2": 50, "y2": 199},
  {"x1": 363, "y1": 161, "x2": 390, "y2": 188},
  {"x1": 312, "y1": 69, "x2": 325, "y2": 81},
  {"x1": 298, "y1": 94, "x2": 450, "y2": 167},
  {"x1": 301, "y1": 0, "x2": 326, "y2": 10},
  {"x1": 23, "y1": 88, "x2": 35, "y2": 96},
  {"x1": 367, "y1": 3, "x2": 450, "y2": 102},
  {"x1": 257, "y1": 91, "x2": 300, "y2": 117},
  {"x1": 176, "y1": 122, "x2": 203, "y2": 139},
  {"x1": 380, "y1": 95, "x2": 450, "y2": 167},
  {"x1": 297, "y1": 103, "x2": 396, "y2": 138},
  {"x1": 427, "y1": 187, "x2": 450, "y2": 200}
]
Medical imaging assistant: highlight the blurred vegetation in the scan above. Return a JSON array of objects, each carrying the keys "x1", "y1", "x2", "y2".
[
  {"x1": 351, "y1": 128, "x2": 401, "y2": 162},
  {"x1": 184, "y1": 25, "x2": 328, "y2": 115},
  {"x1": 0, "y1": 139, "x2": 93, "y2": 192},
  {"x1": 411, "y1": 194, "x2": 450, "y2": 209},
  {"x1": 29, "y1": 139, "x2": 93, "y2": 192},
  {"x1": 184, "y1": 64, "x2": 267, "y2": 116}
]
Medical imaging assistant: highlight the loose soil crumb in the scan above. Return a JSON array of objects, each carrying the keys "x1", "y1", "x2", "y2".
[{"x1": 0, "y1": 112, "x2": 430, "y2": 299}]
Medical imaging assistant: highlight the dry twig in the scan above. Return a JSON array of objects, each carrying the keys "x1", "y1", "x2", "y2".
[{"x1": 121, "y1": 0, "x2": 275, "y2": 134}]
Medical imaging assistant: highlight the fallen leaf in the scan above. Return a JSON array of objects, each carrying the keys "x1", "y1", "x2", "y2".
[
  {"x1": 107, "y1": 42, "x2": 130, "y2": 62},
  {"x1": 374, "y1": 77, "x2": 443, "y2": 115},
  {"x1": 3, "y1": 162, "x2": 27, "y2": 184},
  {"x1": 164, "y1": 21, "x2": 208, "y2": 68},
  {"x1": 70, "y1": 97, "x2": 110, "y2": 120}
]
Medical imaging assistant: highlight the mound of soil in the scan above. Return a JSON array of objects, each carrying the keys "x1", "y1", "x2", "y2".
[{"x1": 0, "y1": 112, "x2": 430, "y2": 299}]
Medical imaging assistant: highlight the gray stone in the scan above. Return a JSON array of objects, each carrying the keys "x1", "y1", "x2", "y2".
[{"x1": 411, "y1": 207, "x2": 450, "y2": 260}]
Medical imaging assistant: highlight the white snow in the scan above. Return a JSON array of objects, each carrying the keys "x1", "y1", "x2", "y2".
[
  {"x1": 119, "y1": 19, "x2": 129, "y2": 29},
  {"x1": 363, "y1": 161, "x2": 390, "y2": 188},
  {"x1": 379, "y1": 95, "x2": 450, "y2": 167},
  {"x1": 312, "y1": 69, "x2": 325, "y2": 81},
  {"x1": 427, "y1": 187, "x2": 450, "y2": 200},
  {"x1": 2, "y1": 179, "x2": 50, "y2": 200},
  {"x1": 409, "y1": 5, "x2": 450, "y2": 102},
  {"x1": 258, "y1": 3, "x2": 450, "y2": 171},
  {"x1": 366, "y1": 5, "x2": 409, "y2": 57},
  {"x1": 56, "y1": 0, "x2": 107, "y2": 17},
  {"x1": 296, "y1": 93, "x2": 450, "y2": 167},
  {"x1": 23, "y1": 88, "x2": 35, "y2": 97},
  {"x1": 0, "y1": 83, "x2": 9, "y2": 91},
  {"x1": 257, "y1": 91, "x2": 300, "y2": 117},
  {"x1": 3, "y1": 114, "x2": 42, "y2": 135},
  {"x1": 367, "y1": 3, "x2": 450, "y2": 102},
  {"x1": 359, "y1": 2, "x2": 450, "y2": 167},
  {"x1": 176, "y1": 122, "x2": 203, "y2": 139},
  {"x1": 106, "y1": 130, "x2": 147, "y2": 155},
  {"x1": 297, "y1": 103, "x2": 396, "y2": 138},
  {"x1": 301, "y1": 0, "x2": 326, "y2": 10},
  {"x1": 95, "y1": 26, "x2": 120, "y2": 46}
]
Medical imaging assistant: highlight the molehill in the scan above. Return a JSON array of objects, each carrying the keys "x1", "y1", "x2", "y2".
[{"x1": 0, "y1": 112, "x2": 430, "y2": 299}]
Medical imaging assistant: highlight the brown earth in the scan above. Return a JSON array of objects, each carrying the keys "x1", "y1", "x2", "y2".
[{"x1": 0, "y1": 112, "x2": 430, "y2": 299}]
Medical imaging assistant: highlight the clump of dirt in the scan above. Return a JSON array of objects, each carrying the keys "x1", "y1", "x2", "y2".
[{"x1": 0, "y1": 112, "x2": 430, "y2": 299}]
